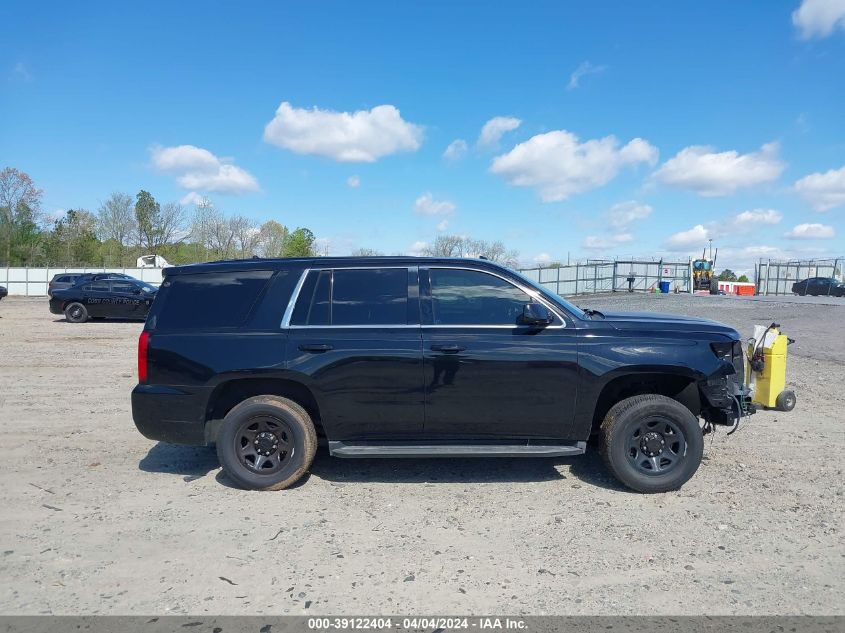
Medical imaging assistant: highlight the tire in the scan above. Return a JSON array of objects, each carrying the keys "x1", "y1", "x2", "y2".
[
  {"x1": 64, "y1": 302, "x2": 88, "y2": 323},
  {"x1": 599, "y1": 394, "x2": 703, "y2": 493},
  {"x1": 776, "y1": 390, "x2": 796, "y2": 412},
  {"x1": 216, "y1": 395, "x2": 317, "y2": 491}
]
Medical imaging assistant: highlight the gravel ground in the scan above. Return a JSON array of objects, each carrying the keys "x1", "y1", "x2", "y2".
[{"x1": 0, "y1": 294, "x2": 842, "y2": 615}]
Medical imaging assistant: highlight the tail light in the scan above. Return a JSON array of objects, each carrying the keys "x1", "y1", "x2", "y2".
[{"x1": 138, "y1": 331, "x2": 150, "y2": 384}]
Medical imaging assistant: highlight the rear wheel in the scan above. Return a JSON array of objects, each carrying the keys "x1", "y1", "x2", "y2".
[
  {"x1": 599, "y1": 394, "x2": 703, "y2": 493},
  {"x1": 216, "y1": 395, "x2": 317, "y2": 491},
  {"x1": 64, "y1": 302, "x2": 88, "y2": 323}
]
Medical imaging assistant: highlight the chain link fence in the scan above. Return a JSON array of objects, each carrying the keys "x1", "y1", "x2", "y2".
[
  {"x1": 519, "y1": 259, "x2": 692, "y2": 296},
  {"x1": 756, "y1": 257, "x2": 843, "y2": 296}
]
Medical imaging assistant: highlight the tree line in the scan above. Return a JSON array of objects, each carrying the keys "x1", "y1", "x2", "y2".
[{"x1": 0, "y1": 167, "x2": 318, "y2": 267}]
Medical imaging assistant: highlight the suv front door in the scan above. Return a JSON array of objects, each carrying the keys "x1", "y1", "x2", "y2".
[
  {"x1": 420, "y1": 267, "x2": 579, "y2": 440},
  {"x1": 284, "y1": 267, "x2": 424, "y2": 441}
]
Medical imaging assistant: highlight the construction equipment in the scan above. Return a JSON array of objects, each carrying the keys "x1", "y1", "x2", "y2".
[
  {"x1": 692, "y1": 247, "x2": 718, "y2": 293},
  {"x1": 746, "y1": 323, "x2": 796, "y2": 412}
]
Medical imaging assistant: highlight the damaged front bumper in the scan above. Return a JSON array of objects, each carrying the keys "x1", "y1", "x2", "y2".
[{"x1": 699, "y1": 355, "x2": 756, "y2": 426}]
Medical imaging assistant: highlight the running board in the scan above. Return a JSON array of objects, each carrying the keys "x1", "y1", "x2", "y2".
[{"x1": 328, "y1": 441, "x2": 586, "y2": 458}]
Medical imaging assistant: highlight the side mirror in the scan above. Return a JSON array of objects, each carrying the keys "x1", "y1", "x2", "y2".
[
  {"x1": 521, "y1": 303, "x2": 554, "y2": 326},
  {"x1": 132, "y1": 288, "x2": 142, "y2": 295}
]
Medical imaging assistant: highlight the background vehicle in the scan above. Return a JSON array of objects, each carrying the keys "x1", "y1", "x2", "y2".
[
  {"x1": 0, "y1": 285, "x2": 6, "y2": 301},
  {"x1": 49, "y1": 272, "x2": 136, "y2": 297},
  {"x1": 792, "y1": 277, "x2": 845, "y2": 297},
  {"x1": 692, "y1": 247, "x2": 718, "y2": 293},
  {"x1": 50, "y1": 278, "x2": 157, "y2": 323},
  {"x1": 48, "y1": 273, "x2": 85, "y2": 297},
  {"x1": 133, "y1": 257, "x2": 754, "y2": 494}
]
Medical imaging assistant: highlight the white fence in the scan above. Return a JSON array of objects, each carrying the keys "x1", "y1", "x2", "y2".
[{"x1": 0, "y1": 267, "x2": 165, "y2": 296}]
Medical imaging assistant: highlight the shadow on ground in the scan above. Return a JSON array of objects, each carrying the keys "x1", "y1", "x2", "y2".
[
  {"x1": 138, "y1": 442, "x2": 629, "y2": 491},
  {"x1": 138, "y1": 442, "x2": 219, "y2": 482}
]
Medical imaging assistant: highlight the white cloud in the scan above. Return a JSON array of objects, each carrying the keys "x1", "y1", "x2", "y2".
[
  {"x1": 534, "y1": 253, "x2": 553, "y2": 266},
  {"x1": 263, "y1": 101, "x2": 423, "y2": 162},
  {"x1": 443, "y1": 139, "x2": 468, "y2": 161},
  {"x1": 12, "y1": 62, "x2": 32, "y2": 82},
  {"x1": 792, "y1": 0, "x2": 845, "y2": 39},
  {"x1": 150, "y1": 144, "x2": 259, "y2": 195},
  {"x1": 478, "y1": 116, "x2": 522, "y2": 148},
  {"x1": 664, "y1": 209, "x2": 782, "y2": 250},
  {"x1": 436, "y1": 219, "x2": 450, "y2": 232},
  {"x1": 347, "y1": 175, "x2": 360, "y2": 188},
  {"x1": 608, "y1": 201, "x2": 653, "y2": 230},
  {"x1": 582, "y1": 233, "x2": 633, "y2": 250},
  {"x1": 732, "y1": 208, "x2": 783, "y2": 228},
  {"x1": 415, "y1": 192, "x2": 456, "y2": 216},
  {"x1": 567, "y1": 61, "x2": 607, "y2": 90},
  {"x1": 408, "y1": 240, "x2": 429, "y2": 256},
  {"x1": 794, "y1": 165, "x2": 845, "y2": 211},
  {"x1": 179, "y1": 191, "x2": 206, "y2": 206},
  {"x1": 784, "y1": 223, "x2": 836, "y2": 239},
  {"x1": 653, "y1": 142, "x2": 784, "y2": 196},
  {"x1": 665, "y1": 224, "x2": 710, "y2": 249},
  {"x1": 490, "y1": 130, "x2": 658, "y2": 202}
]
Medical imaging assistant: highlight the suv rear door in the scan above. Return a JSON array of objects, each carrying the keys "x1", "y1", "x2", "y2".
[
  {"x1": 284, "y1": 266, "x2": 424, "y2": 440},
  {"x1": 420, "y1": 266, "x2": 579, "y2": 440}
]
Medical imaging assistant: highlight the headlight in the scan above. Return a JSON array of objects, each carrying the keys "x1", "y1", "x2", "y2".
[{"x1": 711, "y1": 341, "x2": 734, "y2": 360}]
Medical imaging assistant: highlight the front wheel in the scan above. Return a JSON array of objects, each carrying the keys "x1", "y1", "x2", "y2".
[
  {"x1": 216, "y1": 395, "x2": 317, "y2": 491},
  {"x1": 599, "y1": 394, "x2": 703, "y2": 493}
]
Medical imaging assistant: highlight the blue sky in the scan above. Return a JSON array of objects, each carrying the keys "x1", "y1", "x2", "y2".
[{"x1": 2, "y1": 0, "x2": 844, "y2": 272}]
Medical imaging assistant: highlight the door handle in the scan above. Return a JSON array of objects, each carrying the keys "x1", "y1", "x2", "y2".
[
  {"x1": 430, "y1": 344, "x2": 465, "y2": 354},
  {"x1": 298, "y1": 343, "x2": 334, "y2": 353}
]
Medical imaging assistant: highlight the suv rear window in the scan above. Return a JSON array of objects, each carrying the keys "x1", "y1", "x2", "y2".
[
  {"x1": 290, "y1": 268, "x2": 409, "y2": 326},
  {"x1": 155, "y1": 270, "x2": 273, "y2": 330}
]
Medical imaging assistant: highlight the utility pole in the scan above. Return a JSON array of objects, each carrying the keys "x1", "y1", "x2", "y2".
[{"x1": 708, "y1": 238, "x2": 713, "y2": 261}]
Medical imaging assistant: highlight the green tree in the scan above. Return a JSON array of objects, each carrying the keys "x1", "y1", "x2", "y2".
[
  {"x1": 45, "y1": 209, "x2": 100, "y2": 265},
  {"x1": 0, "y1": 167, "x2": 43, "y2": 265},
  {"x1": 718, "y1": 269, "x2": 737, "y2": 281},
  {"x1": 282, "y1": 227, "x2": 316, "y2": 257},
  {"x1": 134, "y1": 190, "x2": 160, "y2": 251},
  {"x1": 737, "y1": 274, "x2": 750, "y2": 283}
]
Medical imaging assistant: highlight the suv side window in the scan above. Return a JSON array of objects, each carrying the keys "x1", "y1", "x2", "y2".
[
  {"x1": 89, "y1": 280, "x2": 110, "y2": 292},
  {"x1": 333, "y1": 269, "x2": 408, "y2": 325},
  {"x1": 291, "y1": 270, "x2": 331, "y2": 326},
  {"x1": 290, "y1": 268, "x2": 409, "y2": 326},
  {"x1": 429, "y1": 268, "x2": 536, "y2": 326},
  {"x1": 155, "y1": 270, "x2": 273, "y2": 330}
]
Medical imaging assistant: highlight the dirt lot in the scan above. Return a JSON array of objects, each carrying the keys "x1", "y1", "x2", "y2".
[{"x1": 0, "y1": 294, "x2": 842, "y2": 615}]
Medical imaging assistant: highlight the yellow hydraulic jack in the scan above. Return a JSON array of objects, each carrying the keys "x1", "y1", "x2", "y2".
[{"x1": 747, "y1": 323, "x2": 796, "y2": 412}]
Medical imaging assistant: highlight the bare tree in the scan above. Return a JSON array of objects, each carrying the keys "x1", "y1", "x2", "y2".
[
  {"x1": 96, "y1": 192, "x2": 136, "y2": 265},
  {"x1": 256, "y1": 220, "x2": 288, "y2": 258},
  {"x1": 190, "y1": 200, "x2": 234, "y2": 260},
  {"x1": 0, "y1": 167, "x2": 43, "y2": 264},
  {"x1": 157, "y1": 202, "x2": 187, "y2": 250},
  {"x1": 351, "y1": 247, "x2": 384, "y2": 256},
  {"x1": 230, "y1": 215, "x2": 259, "y2": 258},
  {"x1": 423, "y1": 234, "x2": 466, "y2": 257},
  {"x1": 465, "y1": 238, "x2": 519, "y2": 268}
]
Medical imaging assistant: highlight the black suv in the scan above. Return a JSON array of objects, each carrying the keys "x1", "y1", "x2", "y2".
[{"x1": 132, "y1": 257, "x2": 752, "y2": 493}]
